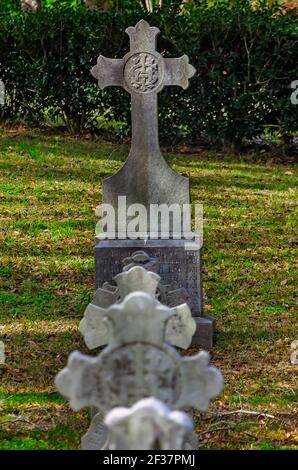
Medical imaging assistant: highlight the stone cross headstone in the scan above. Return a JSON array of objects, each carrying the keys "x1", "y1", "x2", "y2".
[
  {"x1": 91, "y1": 19, "x2": 195, "y2": 213},
  {"x1": 92, "y1": 20, "x2": 215, "y2": 347},
  {"x1": 80, "y1": 264, "x2": 196, "y2": 350},
  {"x1": 104, "y1": 397, "x2": 194, "y2": 450},
  {"x1": 55, "y1": 291, "x2": 223, "y2": 449}
]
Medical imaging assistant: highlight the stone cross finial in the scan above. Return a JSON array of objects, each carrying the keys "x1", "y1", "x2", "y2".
[
  {"x1": 91, "y1": 20, "x2": 196, "y2": 227},
  {"x1": 105, "y1": 397, "x2": 193, "y2": 450}
]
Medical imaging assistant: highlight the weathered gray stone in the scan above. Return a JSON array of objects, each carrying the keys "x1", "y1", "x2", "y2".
[
  {"x1": 95, "y1": 241, "x2": 214, "y2": 347},
  {"x1": 122, "y1": 250, "x2": 160, "y2": 273},
  {"x1": 91, "y1": 20, "x2": 214, "y2": 347},
  {"x1": 91, "y1": 20, "x2": 195, "y2": 232},
  {"x1": 56, "y1": 291, "x2": 223, "y2": 449},
  {"x1": 93, "y1": 287, "x2": 118, "y2": 308},
  {"x1": 56, "y1": 292, "x2": 223, "y2": 415},
  {"x1": 80, "y1": 265, "x2": 196, "y2": 350},
  {"x1": 81, "y1": 412, "x2": 109, "y2": 450},
  {"x1": 96, "y1": 243, "x2": 202, "y2": 312},
  {"x1": 79, "y1": 303, "x2": 108, "y2": 350},
  {"x1": 104, "y1": 397, "x2": 194, "y2": 450},
  {"x1": 114, "y1": 266, "x2": 160, "y2": 299},
  {"x1": 166, "y1": 287, "x2": 189, "y2": 308},
  {"x1": 165, "y1": 304, "x2": 196, "y2": 350}
]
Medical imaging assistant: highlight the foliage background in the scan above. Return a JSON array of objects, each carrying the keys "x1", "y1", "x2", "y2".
[{"x1": 0, "y1": 0, "x2": 297, "y2": 148}]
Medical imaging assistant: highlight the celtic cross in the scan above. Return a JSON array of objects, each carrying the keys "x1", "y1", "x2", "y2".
[
  {"x1": 55, "y1": 290, "x2": 223, "y2": 416},
  {"x1": 91, "y1": 20, "x2": 196, "y2": 221}
]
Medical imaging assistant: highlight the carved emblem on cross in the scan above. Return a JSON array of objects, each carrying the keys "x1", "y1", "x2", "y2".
[{"x1": 91, "y1": 20, "x2": 195, "y2": 96}]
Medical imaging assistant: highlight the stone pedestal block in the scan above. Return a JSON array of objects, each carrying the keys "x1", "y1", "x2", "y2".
[{"x1": 94, "y1": 238, "x2": 214, "y2": 348}]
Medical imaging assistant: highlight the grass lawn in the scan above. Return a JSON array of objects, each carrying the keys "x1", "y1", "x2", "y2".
[{"x1": 0, "y1": 129, "x2": 297, "y2": 450}]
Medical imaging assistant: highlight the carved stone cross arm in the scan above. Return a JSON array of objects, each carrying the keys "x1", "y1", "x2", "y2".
[
  {"x1": 163, "y1": 56, "x2": 196, "y2": 90},
  {"x1": 56, "y1": 292, "x2": 223, "y2": 415},
  {"x1": 91, "y1": 57, "x2": 124, "y2": 89},
  {"x1": 92, "y1": 53, "x2": 195, "y2": 92},
  {"x1": 176, "y1": 351, "x2": 224, "y2": 412},
  {"x1": 91, "y1": 20, "x2": 195, "y2": 93}
]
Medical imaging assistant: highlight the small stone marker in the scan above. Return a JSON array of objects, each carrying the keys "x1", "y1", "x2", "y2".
[
  {"x1": 80, "y1": 265, "x2": 196, "y2": 350},
  {"x1": 56, "y1": 291, "x2": 223, "y2": 449},
  {"x1": 104, "y1": 397, "x2": 193, "y2": 450}
]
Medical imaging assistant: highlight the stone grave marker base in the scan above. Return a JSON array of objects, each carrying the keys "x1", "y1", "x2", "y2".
[{"x1": 95, "y1": 238, "x2": 215, "y2": 348}]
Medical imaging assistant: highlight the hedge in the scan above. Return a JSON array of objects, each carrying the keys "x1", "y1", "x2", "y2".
[{"x1": 0, "y1": 0, "x2": 297, "y2": 148}]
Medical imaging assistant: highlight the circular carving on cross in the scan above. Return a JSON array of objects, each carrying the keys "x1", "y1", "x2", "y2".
[
  {"x1": 124, "y1": 53, "x2": 161, "y2": 93},
  {"x1": 97, "y1": 344, "x2": 182, "y2": 412}
]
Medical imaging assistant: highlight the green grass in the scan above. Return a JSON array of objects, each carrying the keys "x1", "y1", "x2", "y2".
[{"x1": 0, "y1": 129, "x2": 297, "y2": 450}]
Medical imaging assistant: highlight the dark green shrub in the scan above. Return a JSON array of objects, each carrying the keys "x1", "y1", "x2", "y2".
[{"x1": 0, "y1": 0, "x2": 297, "y2": 148}]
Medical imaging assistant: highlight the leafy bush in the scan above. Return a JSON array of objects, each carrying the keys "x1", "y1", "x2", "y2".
[{"x1": 0, "y1": 0, "x2": 297, "y2": 148}]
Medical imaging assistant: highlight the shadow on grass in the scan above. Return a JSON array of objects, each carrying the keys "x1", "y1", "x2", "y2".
[{"x1": 1, "y1": 159, "x2": 296, "y2": 192}]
